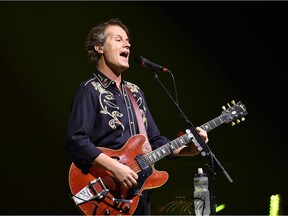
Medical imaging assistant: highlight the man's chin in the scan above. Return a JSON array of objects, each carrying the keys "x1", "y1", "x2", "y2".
[
  {"x1": 120, "y1": 64, "x2": 129, "y2": 71},
  {"x1": 114, "y1": 65, "x2": 129, "y2": 76}
]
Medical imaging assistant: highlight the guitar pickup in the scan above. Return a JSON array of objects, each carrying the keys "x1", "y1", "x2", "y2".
[{"x1": 72, "y1": 177, "x2": 109, "y2": 205}]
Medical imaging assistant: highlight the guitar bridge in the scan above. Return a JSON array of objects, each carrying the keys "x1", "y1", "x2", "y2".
[{"x1": 72, "y1": 177, "x2": 109, "y2": 205}]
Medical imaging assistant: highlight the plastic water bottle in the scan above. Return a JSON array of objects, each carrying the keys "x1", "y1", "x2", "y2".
[{"x1": 194, "y1": 168, "x2": 211, "y2": 216}]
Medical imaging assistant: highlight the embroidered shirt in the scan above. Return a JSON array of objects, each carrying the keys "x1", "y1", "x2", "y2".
[{"x1": 65, "y1": 70, "x2": 170, "y2": 174}]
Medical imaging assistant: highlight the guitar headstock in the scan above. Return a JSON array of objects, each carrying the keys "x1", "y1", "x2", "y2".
[{"x1": 221, "y1": 100, "x2": 248, "y2": 126}]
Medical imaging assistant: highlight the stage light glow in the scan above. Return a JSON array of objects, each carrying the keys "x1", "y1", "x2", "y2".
[
  {"x1": 269, "y1": 194, "x2": 280, "y2": 216},
  {"x1": 216, "y1": 204, "x2": 225, "y2": 212}
]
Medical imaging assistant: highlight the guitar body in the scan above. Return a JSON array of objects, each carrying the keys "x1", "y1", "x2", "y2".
[{"x1": 68, "y1": 134, "x2": 169, "y2": 215}]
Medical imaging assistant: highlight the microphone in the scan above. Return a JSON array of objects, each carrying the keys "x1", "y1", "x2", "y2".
[{"x1": 134, "y1": 56, "x2": 169, "y2": 72}]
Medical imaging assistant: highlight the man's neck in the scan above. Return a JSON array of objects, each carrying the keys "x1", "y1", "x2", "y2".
[{"x1": 97, "y1": 65, "x2": 123, "y2": 93}]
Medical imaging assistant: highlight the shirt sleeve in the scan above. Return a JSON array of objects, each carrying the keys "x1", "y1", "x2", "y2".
[{"x1": 65, "y1": 83, "x2": 102, "y2": 174}]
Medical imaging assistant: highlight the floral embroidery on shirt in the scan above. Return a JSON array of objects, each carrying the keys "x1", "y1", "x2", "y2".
[{"x1": 91, "y1": 81, "x2": 125, "y2": 132}]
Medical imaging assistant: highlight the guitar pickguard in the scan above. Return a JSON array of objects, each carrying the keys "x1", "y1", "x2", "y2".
[{"x1": 128, "y1": 154, "x2": 152, "y2": 196}]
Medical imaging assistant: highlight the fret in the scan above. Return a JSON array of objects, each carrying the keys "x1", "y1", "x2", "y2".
[
  {"x1": 171, "y1": 140, "x2": 178, "y2": 150},
  {"x1": 218, "y1": 117, "x2": 224, "y2": 124},
  {"x1": 169, "y1": 143, "x2": 176, "y2": 151},
  {"x1": 153, "y1": 153, "x2": 157, "y2": 161},
  {"x1": 160, "y1": 147, "x2": 167, "y2": 155},
  {"x1": 214, "y1": 117, "x2": 223, "y2": 126},
  {"x1": 148, "y1": 154, "x2": 154, "y2": 164},
  {"x1": 152, "y1": 151, "x2": 159, "y2": 161},
  {"x1": 183, "y1": 134, "x2": 191, "y2": 143},
  {"x1": 200, "y1": 116, "x2": 223, "y2": 132},
  {"x1": 211, "y1": 119, "x2": 218, "y2": 128},
  {"x1": 163, "y1": 145, "x2": 172, "y2": 156},
  {"x1": 145, "y1": 133, "x2": 192, "y2": 166}
]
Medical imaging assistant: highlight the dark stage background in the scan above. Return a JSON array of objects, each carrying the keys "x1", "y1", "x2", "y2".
[{"x1": 0, "y1": 1, "x2": 287, "y2": 215}]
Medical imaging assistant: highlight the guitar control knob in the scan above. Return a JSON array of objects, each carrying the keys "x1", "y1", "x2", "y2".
[
  {"x1": 124, "y1": 205, "x2": 130, "y2": 212},
  {"x1": 104, "y1": 209, "x2": 110, "y2": 215},
  {"x1": 114, "y1": 200, "x2": 119, "y2": 207}
]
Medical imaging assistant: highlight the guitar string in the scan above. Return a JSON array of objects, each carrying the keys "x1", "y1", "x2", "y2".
[
  {"x1": 100, "y1": 133, "x2": 191, "y2": 186},
  {"x1": 96, "y1": 107, "x2": 243, "y2": 188},
  {"x1": 73, "y1": 103, "x2": 245, "y2": 203},
  {"x1": 72, "y1": 134, "x2": 196, "y2": 210},
  {"x1": 95, "y1": 103, "x2": 241, "y2": 187},
  {"x1": 90, "y1": 134, "x2": 191, "y2": 194}
]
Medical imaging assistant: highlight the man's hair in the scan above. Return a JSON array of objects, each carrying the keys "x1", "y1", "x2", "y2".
[{"x1": 85, "y1": 18, "x2": 130, "y2": 66}]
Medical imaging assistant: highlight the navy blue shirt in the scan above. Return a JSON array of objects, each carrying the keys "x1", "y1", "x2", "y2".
[{"x1": 65, "y1": 71, "x2": 170, "y2": 174}]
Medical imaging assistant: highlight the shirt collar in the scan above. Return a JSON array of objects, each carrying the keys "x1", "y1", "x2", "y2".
[
  {"x1": 93, "y1": 70, "x2": 113, "y2": 88},
  {"x1": 93, "y1": 70, "x2": 126, "y2": 89}
]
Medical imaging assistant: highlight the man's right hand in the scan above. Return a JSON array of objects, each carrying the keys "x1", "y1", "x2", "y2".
[
  {"x1": 111, "y1": 161, "x2": 138, "y2": 189},
  {"x1": 92, "y1": 153, "x2": 138, "y2": 189}
]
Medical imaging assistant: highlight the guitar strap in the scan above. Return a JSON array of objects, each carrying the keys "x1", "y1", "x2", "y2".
[{"x1": 125, "y1": 85, "x2": 152, "y2": 153}]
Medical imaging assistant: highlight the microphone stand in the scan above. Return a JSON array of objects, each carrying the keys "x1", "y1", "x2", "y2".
[{"x1": 150, "y1": 69, "x2": 233, "y2": 215}]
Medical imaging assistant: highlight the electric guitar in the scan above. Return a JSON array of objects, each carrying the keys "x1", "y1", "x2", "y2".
[{"x1": 68, "y1": 100, "x2": 247, "y2": 215}]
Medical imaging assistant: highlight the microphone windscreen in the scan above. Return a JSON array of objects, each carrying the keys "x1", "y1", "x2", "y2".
[{"x1": 134, "y1": 56, "x2": 144, "y2": 65}]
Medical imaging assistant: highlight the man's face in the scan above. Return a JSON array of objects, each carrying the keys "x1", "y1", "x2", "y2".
[{"x1": 101, "y1": 25, "x2": 131, "y2": 74}]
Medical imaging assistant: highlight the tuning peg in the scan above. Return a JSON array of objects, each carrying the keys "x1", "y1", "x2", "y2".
[
  {"x1": 222, "y1": 105, "x2": 226, "y2": 110},
  {"x1": 241, "y1": 117, "x2": 245, "y2": 121},
  {"x1": 231, "y1": 122, "x2": 236, "y2": 126},
  {"x1": 236, "y1": 119, "x2": 241, "y2": 124},
  {"x1": 231, "y1": 100, "x2": 235, "y2": 105},
  {"x1": 227, "y1": 103, "x2": 231, "y2": 108}
]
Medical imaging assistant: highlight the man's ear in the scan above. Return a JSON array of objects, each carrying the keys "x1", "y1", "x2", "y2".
[{"x1": 94, "y1": 44, "x2": 103, "y2": 54}]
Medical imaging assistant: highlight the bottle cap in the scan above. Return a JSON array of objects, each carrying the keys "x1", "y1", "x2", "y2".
[{"x1": 198, "y1": 168, "x2": 203, "y2": 174}]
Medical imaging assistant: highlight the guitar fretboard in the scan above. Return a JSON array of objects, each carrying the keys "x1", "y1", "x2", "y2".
[
  {"x1": 143, "y1": 115, "x2": 226, "y2": 166},
  {"x1": 144, "y1": 133, "x2": 192, "y2": 166},
  {"x1": 142, "y1": 101, "x2": 248, "y2": 166},
  {"x1": 199, "y1": 116, "x2": 223, "y2": 132}
]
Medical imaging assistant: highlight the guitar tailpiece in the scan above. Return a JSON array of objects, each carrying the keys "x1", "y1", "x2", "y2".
[{"x1": 71, "y1": 177, "x2": 109, "y2": 205}]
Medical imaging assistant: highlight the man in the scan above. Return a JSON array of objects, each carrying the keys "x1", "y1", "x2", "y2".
[{"x1": 65, "y1": 18, "x2": 208, "y2": 215}]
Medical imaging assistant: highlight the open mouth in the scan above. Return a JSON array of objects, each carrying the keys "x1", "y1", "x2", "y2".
[{"x1": 120, "y1": 51, "x2": 129, "y2": 58}]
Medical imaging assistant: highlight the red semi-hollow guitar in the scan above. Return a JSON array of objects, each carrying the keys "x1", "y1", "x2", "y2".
[{"x1": 68, "y1": 100, "x2": 247, "y2": 215}]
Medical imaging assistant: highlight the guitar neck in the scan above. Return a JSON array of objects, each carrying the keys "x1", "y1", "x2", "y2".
[
  {"x1": 144, "y1": 133, "x2": 191, "y2": 165},
  {"x1": 199, "y1": 115, "x2": 224, "y2": 132},
  {"x1": 144, "y1": 115, "x2": 224, "y2": 166}
]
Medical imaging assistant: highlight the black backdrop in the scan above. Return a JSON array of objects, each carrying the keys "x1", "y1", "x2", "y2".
[{"x1": 0, "y1": 1, "x2": 287, "y2": 215}]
